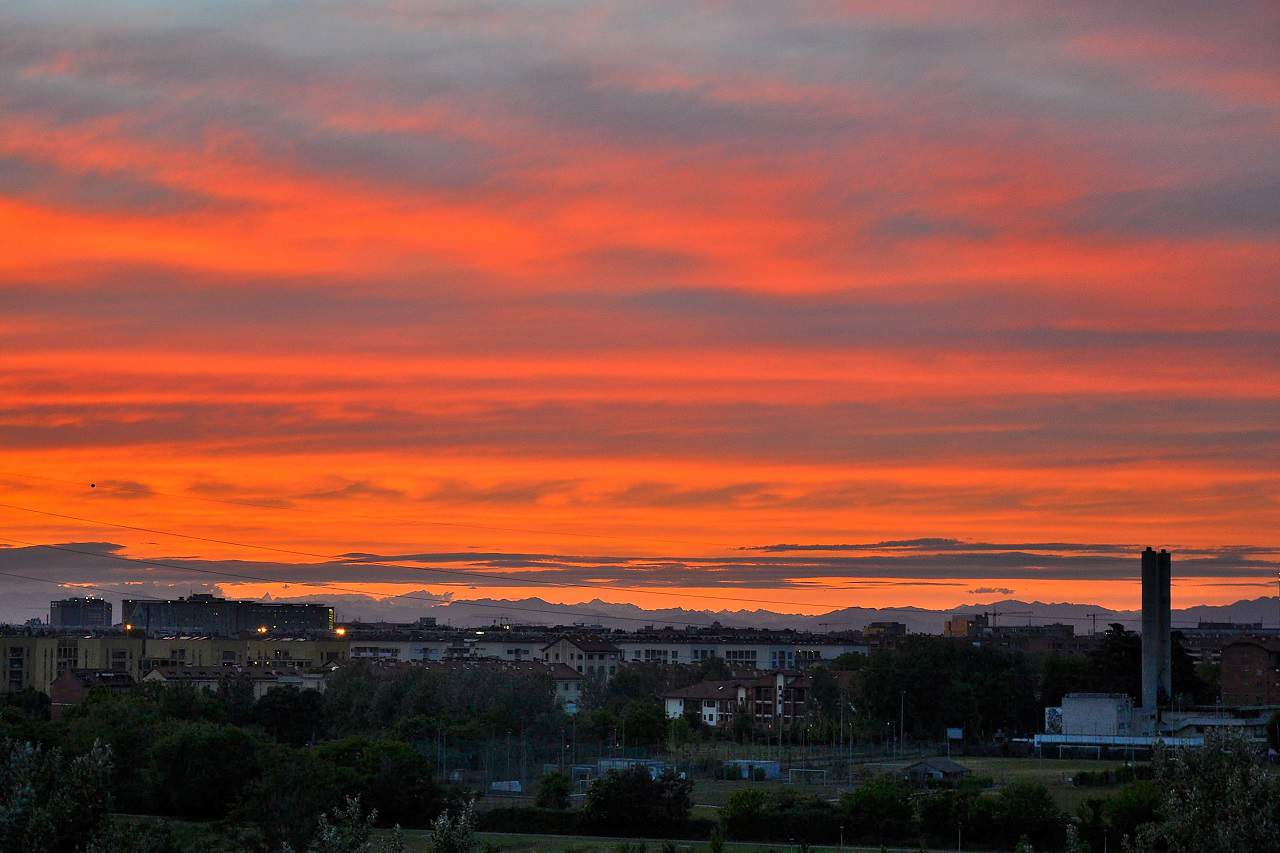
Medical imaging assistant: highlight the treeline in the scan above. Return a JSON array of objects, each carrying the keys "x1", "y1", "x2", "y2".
[
  {"x1": 483, "y1": 767, "x2": 708, "y2": 840},
  {"x1": 0, "y1": 662, "x2": 572, "y2": 851},
  {"x1": 477, "y1": 766, "x2": 1163, "y2": 851},
  {"x1": 819, "y1": 626, "x2": 1218, "y2": 742}
]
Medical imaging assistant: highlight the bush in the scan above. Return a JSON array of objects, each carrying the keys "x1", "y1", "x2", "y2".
[
  {"x1": 429, "y1": 800, "x2": 475, "y2": 853},
  {"x1": 991, "y1": 783, "x2": 1062, "y2": 850},
  {"x1": 284, "y1": 796, "x2": 408, "y2": 853},
  {"x1": 839, "y1": 776, "x2": 914, "y2": 844},
  {"x1": 722, "y1": 786, "x2": 841, "y2": 844},
  {"x1": 536, "y1": 771, "x2": 571, "y2": 810},
  {"x1": 582, "y1": 768, "x2": 693, "y2": 838},
  {"x1": 1104, "y1": 781, "x2": 1160, "y2": 845},
  {"x1": 477, "y1": 808, "x2": 582, "y2": 835}
]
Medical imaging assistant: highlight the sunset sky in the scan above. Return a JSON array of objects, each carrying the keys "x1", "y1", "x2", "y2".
[{"x1": 2, "y1": 1, "x2": 1278, "y2": 620}]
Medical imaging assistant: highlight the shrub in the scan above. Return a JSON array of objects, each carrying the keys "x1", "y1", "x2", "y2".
[{"x1": 839, "y1": 776, "x2": 914, "y2": 844}]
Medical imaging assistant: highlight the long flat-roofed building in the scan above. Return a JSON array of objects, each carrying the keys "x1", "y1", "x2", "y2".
[
  {"x1": 50, "y1": 597, "x2": 113, "y2": 629},
  {"x1": 121, "y1": 594, "x2": 334, "y2": 637}
]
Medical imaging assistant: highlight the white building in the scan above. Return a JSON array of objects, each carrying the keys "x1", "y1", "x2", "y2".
[
  {"x1": 1060, "y1": 693, "x2": 1135, "y2": 737},
  {"x1": 541, "y1": 637, "x2": 622, "y2": 680},
  {"x1": 615, "y1": 638, "x2": 867, "y2": 669}
]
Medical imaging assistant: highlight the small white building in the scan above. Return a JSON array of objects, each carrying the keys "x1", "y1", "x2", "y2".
[
  {"x1": 663, "y1": 680, "x2": 746, "y2": 727},
  {"x1": 1060, "y1": 692, "x2": 1135, "y2": 737},
  {"x1": 548, "y1": 662, "x2": 584, "y2": 713}
]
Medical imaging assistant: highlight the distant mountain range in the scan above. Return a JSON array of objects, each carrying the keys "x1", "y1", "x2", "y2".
[{"x1": 294, "y1": 591, "x2": 1280, "y2": 635}]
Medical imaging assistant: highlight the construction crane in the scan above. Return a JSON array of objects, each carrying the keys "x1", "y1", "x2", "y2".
[{"x1": 985, "y1": 609, "x2": 1033, "y2": 627}]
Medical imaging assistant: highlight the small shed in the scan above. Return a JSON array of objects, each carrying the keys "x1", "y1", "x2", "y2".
[{"x1": 903, "y1": 757, "x2": 971, "y2": 785}]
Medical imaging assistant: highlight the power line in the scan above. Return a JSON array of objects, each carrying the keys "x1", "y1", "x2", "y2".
[
  {"x1": 0, "y1": 569, "x2": 134, "y2": 602},
  {"x1": 0, "y1": 469, "x2": 737, "y2": 549}
]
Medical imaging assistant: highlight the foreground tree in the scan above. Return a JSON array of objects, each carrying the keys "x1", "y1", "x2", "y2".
[
  {"x1": 428, "y1": 801, "x2": 475, "y2": 853},
  {"x1": 0, "y1": 739, "x2": 113, "y2": 853},
  {"x1": 283, "y1": 797, "x2": 406, "y2": 853},
  {"x1": 1132, "y1": 732, "x2": 1280, "y2": 853}
]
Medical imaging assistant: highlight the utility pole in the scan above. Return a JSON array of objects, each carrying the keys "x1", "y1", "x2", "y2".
[{"x1": 899, "y1": 691, "x2": 905, "y2": 758}]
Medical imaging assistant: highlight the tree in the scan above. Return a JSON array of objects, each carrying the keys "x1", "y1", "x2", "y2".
[
  {"x1": 915, "y1": 790, "x2": 975, "y2": 848},
  {"x1": 1, "y1": 687, "x2": 51, "y2": 720},
  {"x1": 694, "y1": 656, "x2": 735, "y2": 681},
  {"x1": 621, "y1": 699, "x2": 667, "y2": 747},
  {"x1": 993, "y1": 783, "x2": 1062, "y2": 850},
  {"x1": 604, "y1": 664, "x2": 681, "y2": 707},
  {"x1": 234, "y1": 745, "x2": 345, "y2": 853},
  {"x1": 721, "y1": 788, "x2": 769, "y2": 840},
  {"x1": 252, "y1": 685, "x2": 324, "y2": 745},
  {"x1": 283, "y1": 796, "x2": 408, "y2": 853},
  {"x1": 720, "y1": 786, "x2": 838, "y2": 844},
  {"x1": 830, "y1": 652, "x2": 867, "y2": 672},
  {"x1": 1266, "y1": 710, "x2": 1280, "y2": 754},
  {"x1": 1088, "y1": 625, "x2": 1141, "y2": 700},
  {"x1": 1103, "y1": 781, "x2": 1159, "y2": 844},
  {"x1": 839, "y1": 776, "x2": 913, "y2": 844},
  {"x1": 149, "y1": 720, "x2": 263, "y2": 819},
  {"x1": 86, "y1": 821, "x2": 186, "y2": 853},
  {"x1": 1, "y1": 739, "x2": 113, "y2": 853},
  {"x1": 854, "y1": 637, "x2": 1039, "y2": 741},
  {"x1": 535, "y1": 771, "x2": 571, "y2": 810},
  {"x1": 1131, "y1": 732, "x2": 1280, "y2": 853},
  {"x1": 722, "y1": 704, "x2": 750, "y2": 742},
  {"x1": 63, "y1": 692, "x2": 163, "y2": 812},
  {"x1": 1170, "y1": 633, "x2": 1213, "y2": 705},
  {"x1": 428, "y1": 800, "x2": 475, "y2": 853},
  {"x1": 806, "y1": 667, "x2": 840, "y2": 723},
  {"x1": 583, "y1": 767, "x2": 692, "y2": 837},
  {"x1": 579, "y1": 671, "x2": 610, "y2": 712},
  {"x1": 1040, "y1": 653, "x2": 1092, "y2": 708},
  {"x1": 316, "y1": 736, "x2": 445, "y2": 827}
]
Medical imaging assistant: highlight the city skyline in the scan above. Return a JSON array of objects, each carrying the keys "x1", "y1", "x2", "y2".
[{"x1": 2, "y1": 2, "x2": 1278, "y2": 614}]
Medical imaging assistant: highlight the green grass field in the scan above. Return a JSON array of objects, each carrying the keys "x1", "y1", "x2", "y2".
[
  {"x1": 397, "y1": 830, "x2": 967, "y2": 853},
  {"x1": 685, "y1": 755, "x2": 1136, "y2": 813}
]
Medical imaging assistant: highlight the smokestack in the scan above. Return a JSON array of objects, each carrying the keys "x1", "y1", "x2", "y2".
[
  {"x1": 1159, "y1": 549, "x2": 1172, "y2": 701},
  {"x1": 1140, "y1": 547, "x2": 1172, "y2": 708}
]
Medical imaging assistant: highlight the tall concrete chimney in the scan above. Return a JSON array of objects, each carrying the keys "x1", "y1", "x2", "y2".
[
  {"x1": 1141, "y1": 547, "x2": 1172, "y2": 708},
  {"x1": 1159, "y1": 549, "x2": 1172, "y2": 701}
]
